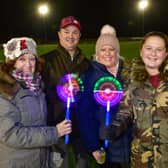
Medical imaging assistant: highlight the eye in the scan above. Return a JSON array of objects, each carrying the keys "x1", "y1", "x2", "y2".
[
  {"x1": 30, "y1": 57, "x2": 36, "y2": 61},
  {"x1": 73, "y1": 31, "x2": 80, "y2": 36},
  {"x1": 156, "y1": 48, "x2": 165, "y2": 52},
  {"x1": 145, "y1": 46, "x2": 152, "y2": 50},
  {"x1": 18, "y1": 57, "x2": 26, "y2": 61},
  {"x1": 63, "y1": 30, "x2": 69, "y2": 34},
  {"x1": 109, "y1": 48, "x2": 115, "y2": 51},
  {"x1": 100, "y1": 48, "x2": 106, "y2": 52}
]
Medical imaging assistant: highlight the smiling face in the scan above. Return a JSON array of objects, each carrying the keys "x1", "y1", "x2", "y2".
[
  {"x1": 140, "y1": 36, "x2": 168, "y2": 71},
  {"x1": 14, "y1": 53, "x2": 36, "y2": 74},
  {"x1": 58, "y1": 25, "x2": 80, "y2": 53},
  {"x1": 96, "y1": 44, "x2": 118, "y2": 68},
  {"x1": 95, "y1": 34, "x2": 120, "y2": 71}
]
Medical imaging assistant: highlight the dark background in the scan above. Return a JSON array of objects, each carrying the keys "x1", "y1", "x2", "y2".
[{"x1": 0, "y1": 0, "x2": 167, "y2": 42}]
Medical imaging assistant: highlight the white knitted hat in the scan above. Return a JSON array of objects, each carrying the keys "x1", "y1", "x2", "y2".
[
  {"x1": 95, "y1": 33, "x2": 120, "y2": 55},
  {"x1": 3, "y1": 37, "x2": 37, "y2": 61}
]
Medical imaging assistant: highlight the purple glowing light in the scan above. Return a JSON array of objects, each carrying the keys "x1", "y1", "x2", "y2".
[
  {"x1": 93, "y1": 77, "x2": 123, "y2": 106},
  {"x1": 56, "y1": 74, "x2": 82, "y2": 103}
]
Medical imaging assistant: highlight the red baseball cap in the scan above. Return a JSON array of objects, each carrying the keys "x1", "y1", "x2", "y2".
[{"x1": 60, "y1": 16, "x2": 81, "y2": 31}]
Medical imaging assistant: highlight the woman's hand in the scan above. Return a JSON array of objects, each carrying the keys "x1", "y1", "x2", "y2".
[
  {"x1": 92, "y1": 149, "x2": 106, "y2": 164},
  {"x1": 56, "y1": 119, "x2": 72, "y2": 138}
]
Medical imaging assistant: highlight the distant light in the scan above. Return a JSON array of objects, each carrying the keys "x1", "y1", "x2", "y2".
[
  {"x1": 38, "y1": 4, "x2": 49, "y2": 16},
  {"x1": 138, "y1": 0, "x2": 149, "y2": 10}
]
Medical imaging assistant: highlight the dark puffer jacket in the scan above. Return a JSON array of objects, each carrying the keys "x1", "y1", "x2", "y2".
[{"x1": 76, "y1": 60, "x2": 132, "y2": 163}]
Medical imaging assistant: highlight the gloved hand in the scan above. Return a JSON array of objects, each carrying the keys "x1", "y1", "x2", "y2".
[
  {"x1": 99, "y1": 115, "x2": 132, "y2": 141},
  {"x1": 99, "y1": 125, "x2": 117, "y2": 141}
]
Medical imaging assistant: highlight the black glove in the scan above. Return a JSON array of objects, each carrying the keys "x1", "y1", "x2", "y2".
[
  {"x1": 99, "y1": 125, "x2": 117, "y2": 141},
  {"x1": 99, "y1": 115, "x2": 132, "y2": 141}
]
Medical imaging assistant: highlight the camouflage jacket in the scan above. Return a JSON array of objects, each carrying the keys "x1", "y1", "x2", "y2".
[{"x1": 121, "y1": 58, "x2": 168, "y2": 168}]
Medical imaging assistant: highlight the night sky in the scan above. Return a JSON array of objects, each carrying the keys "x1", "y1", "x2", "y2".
[{"x1": 0, "y1": 0, "x2": 167, "y2": 42}]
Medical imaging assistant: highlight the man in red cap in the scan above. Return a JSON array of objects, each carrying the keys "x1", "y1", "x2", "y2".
[{"x1": 41, "y1": 16, "x2": 90, "y2": 168}]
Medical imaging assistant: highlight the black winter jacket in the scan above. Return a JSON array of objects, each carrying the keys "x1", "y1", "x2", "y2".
[
  {"x1": 41, "y1": 44, "x2": 90, "y2": 138},
  {"x1": 76, "y1": 60, "x2": 132, "y2": 163}
]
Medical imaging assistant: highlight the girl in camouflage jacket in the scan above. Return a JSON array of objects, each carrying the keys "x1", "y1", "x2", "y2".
[{"x1": 121, "y1": 31, "x2": 168, "y2": 168}]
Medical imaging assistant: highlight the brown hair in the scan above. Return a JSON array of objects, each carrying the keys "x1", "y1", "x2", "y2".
[{"x1": 140, "y1": 31, "x2": 168, "y2": 51}]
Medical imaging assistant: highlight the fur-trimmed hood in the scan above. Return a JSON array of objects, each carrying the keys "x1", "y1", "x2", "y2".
[
  {"x1": 122, "y1": 57, "x2": 168, "y2": 87},
  {"x1": 0, "y1": 63, "x2": 20, "y2": 100}
]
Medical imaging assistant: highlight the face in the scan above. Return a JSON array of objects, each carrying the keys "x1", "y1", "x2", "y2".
[
  {"x1": 58, "y1": 25, "x2": 80, "y2": 52},
  {"x1": 14, "y1": 54, "x2": 36, "y2": 74},
  {"x1": 140, "y1": 36, "x2": 168, "y2": 70},
  {"x1": 97, "y1": 45, "x2": 118, "y2": 68}
]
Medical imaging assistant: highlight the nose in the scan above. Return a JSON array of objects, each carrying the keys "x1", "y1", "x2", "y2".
[
  {"x1": 151, "y1": 49, "x2": 157, "y2": 56},
  {"x1": 24, "y1": 59, "x2": 33, "y2": 71},
  {"x1": 105, "y1": 49, "x2": 111, "y2": 56},
  {"x1": 25, "y1": 59, "x2": 31, "y2": 67},
  {"x1": 69, "y1": 32, "x2": 74, "y2": 38}
]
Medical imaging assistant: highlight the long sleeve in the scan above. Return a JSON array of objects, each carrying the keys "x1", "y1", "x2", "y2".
[
  {"x1": 99, "y1": 85, "x2": 133, "y2": 141},
  {"x1": 77, "y1": 93, "x2": 101, "y2": 152},
  {"x1": 0, "y1": 96, "x2": 58, "y2": 149},
  {"x1": 76, "y1": 74, "x2": 101, "y2": 153}
]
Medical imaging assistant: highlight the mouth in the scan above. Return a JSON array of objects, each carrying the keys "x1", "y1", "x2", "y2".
[
  {"x1": 23, "y1": 68, "x2": 34, "y2": 73},
  {"x1": 66, "y1": 38, "x2": 75, "y2": 43},
  {"x1": 104, "y1": 57, "x2": 112, "y2": 61},
  {"x1": 147, "y1": 57, "x2": 158, "y2": 62}
]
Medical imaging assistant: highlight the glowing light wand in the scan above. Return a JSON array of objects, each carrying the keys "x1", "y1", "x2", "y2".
[
  {"x1": 105, "y1": 100, "x2": 110, "y2": 147},
  {"x1": 56, "y1": 73, "x2": 84, "y2": 144},
  {"x1": 64, "y1": 76, "x2": 75, "y2": 144},
  {"x1": 93, "y1": 76, "x2": 123, "y2": 148},
  {"x1": 65, "y1": 96, "x2": 71, "y2": 144}
]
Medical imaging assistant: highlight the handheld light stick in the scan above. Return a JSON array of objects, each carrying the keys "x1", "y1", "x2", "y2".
[
  {"x1": 93, "y1": 76, "x2": 123, "y2": 147},
  {"x1": 56, "y1": 73, "x2": 84, "y2": 144}
]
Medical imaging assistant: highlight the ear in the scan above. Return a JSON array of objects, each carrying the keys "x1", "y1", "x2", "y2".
[
  {"x1": 166, "y1": 51, "x2": 168, "y2": 57},
  {"x1": 95, "y1": 55, "x2": 99, "y2": 61},
  {"x1": 140, "y1": 49, "x2": 143, "y2": 59},
  {"x1": 58, "y1": 31, "x2": 61, "y2": 39}
]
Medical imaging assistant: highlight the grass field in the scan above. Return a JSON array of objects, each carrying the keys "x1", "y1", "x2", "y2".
[{"x1": 0, "y1": 40, "x2": 140, "y2": 61}]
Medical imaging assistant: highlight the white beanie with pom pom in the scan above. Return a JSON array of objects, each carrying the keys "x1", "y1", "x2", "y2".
[{"x1": 100, "y1": 24, "x2": 116, "y2": 36}]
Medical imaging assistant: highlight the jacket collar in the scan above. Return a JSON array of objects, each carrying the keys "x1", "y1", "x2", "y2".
[
  {"x1": 91, "y1": 58, "x2": 124, "y2": 77},
  {"x1": 57, "y1": 43, "x2": 82, "y2": 62},
  {"x1": 0, "y1": 65, "x2": 20, "y2": 100}
]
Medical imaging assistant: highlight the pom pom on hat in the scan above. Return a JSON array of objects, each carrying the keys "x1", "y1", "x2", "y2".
[
  {"x1": 100, "y1": 24, "x2": 116, "y2": 36},
  {"x1": 3, "y1": 37, "x2": 37, "y2": 62},
  {"x1": 95, "y1": 24, "x2": 119, "y2": 56}
]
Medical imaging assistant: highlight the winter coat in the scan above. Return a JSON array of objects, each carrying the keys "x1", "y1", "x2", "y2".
[
  {"x1": 0, "y1": 65, "x2": 58, "y2": 168},
  {"x1": 76, "y1": 60, "x2": 132, "y2": 163},
  {"x1": 41, "y1": 44, "x2": 90, "y2": 138},
  {"x1": 121, "y1": 58, "x2": 168, "y2": 168}
]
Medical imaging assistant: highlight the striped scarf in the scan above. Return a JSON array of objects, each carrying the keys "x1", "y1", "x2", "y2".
[{"x1": 12, "y1": 69, "x2": 41, "y2": 93}]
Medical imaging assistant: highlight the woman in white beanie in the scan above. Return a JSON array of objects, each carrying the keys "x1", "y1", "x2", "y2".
[
  {"x1": 0, "y1": 37, "x2": 72, "y2": 168},
  {"x1": 76, "y1": 26, "x2": 131, "y2": 168}
]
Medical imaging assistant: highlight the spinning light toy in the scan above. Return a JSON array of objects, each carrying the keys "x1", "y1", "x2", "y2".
[
  {"x1": 94, "y1": 76, "x2": 123, "y2": 147},
  {"x1": 56, "y1": 73, "x2": 84, "y2": 144}
]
